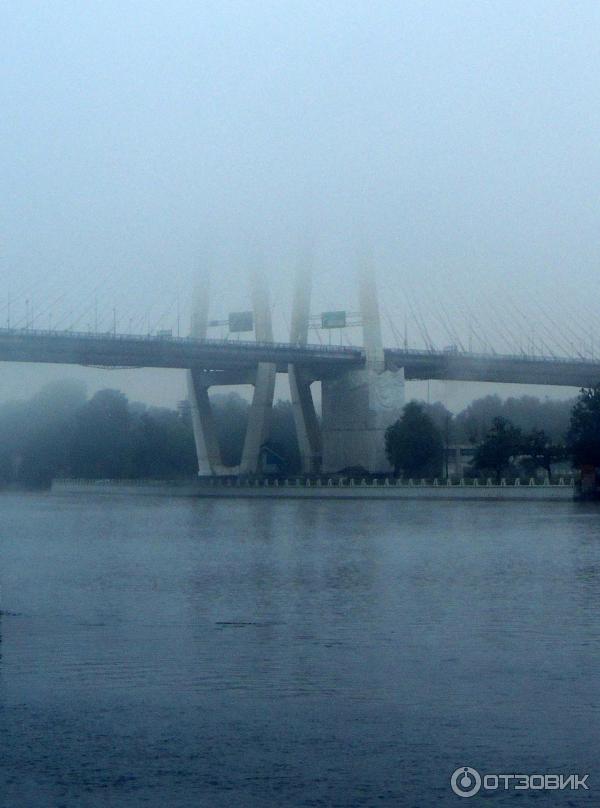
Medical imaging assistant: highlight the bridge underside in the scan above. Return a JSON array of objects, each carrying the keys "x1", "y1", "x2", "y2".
[{"x1": 387, "y1": 351, "x2": 600, "y2": 388}]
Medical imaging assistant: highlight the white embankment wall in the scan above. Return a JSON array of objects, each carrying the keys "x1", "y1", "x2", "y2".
[{"x1": 52, "y1": 477, "x2": 576, "y2": 502}]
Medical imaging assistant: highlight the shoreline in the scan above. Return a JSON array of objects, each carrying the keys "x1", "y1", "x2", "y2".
[{"x1": 51, "y1": 477, "x2": 576, "y2": 502}]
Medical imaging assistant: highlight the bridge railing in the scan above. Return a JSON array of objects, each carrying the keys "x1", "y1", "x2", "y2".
[
  {"x1": 0, "y1": 327, "x2": 363, "y2": 357},
  {"x1": 386, "y1": 346, "x2": 600, "y2": 366},
  {"x1": 2, "y1": 325, "x2": 598, "y2": 366}
]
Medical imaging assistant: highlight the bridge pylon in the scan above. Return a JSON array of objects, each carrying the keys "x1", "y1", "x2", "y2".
[
  {"x1": 238, "y1": 269, "x2": 276, "y2": 475},
  {"x1": 320, "y1": 262, "x2": 405, "y2": 473},
  {"x1": 186, "y1": 275, "x2": 227, "y2": 475},
  {"x1": 187, "y1": 261, "x2": 406, "y2": 477},
  {"x1": 288, "y1": 257, "x2": 322, "y2": 474},
  {"x1": 186, "y1": 269, "x2": 276, "y2": 477}
]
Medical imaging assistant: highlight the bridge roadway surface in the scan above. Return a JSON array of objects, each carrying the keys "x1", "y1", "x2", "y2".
[{"x1": 1, "y1": 328, "x2": 600, "y2": 387}]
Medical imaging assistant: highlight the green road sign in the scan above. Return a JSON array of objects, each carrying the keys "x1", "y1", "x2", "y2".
[
  {"x1": 228, "y1": 311, "x2": 254, "y2": 333},
  {"x1": 321, "y1": 310, "x2": 347, "y2": 329}
]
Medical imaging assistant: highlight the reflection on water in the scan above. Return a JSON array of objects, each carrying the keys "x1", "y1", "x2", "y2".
[{"x1": 1, "y1": 493, "x2": 599, "y2": 806}]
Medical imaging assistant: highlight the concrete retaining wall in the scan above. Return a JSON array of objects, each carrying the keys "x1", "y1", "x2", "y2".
[{"x1": 52, "y1": 478, "x2": 575, "y2": 502}]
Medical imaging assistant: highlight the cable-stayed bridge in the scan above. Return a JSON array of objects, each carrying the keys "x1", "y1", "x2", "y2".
[{"x1": 1, "y1": 267, "x2": 598, "y2": 477}]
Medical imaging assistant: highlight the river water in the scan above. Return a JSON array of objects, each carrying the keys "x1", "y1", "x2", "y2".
[{"x1": 0, "y1": 493, "x2": 598, "y2": 806}]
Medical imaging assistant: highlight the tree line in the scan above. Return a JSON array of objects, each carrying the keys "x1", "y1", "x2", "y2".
[
  {"x1": 0, "y1": 380, "x2": 299, "y2": 486},
  {"x1": 0, "y1": 379, "x2": 597, "y2": 486},
  {"x1": 385, "y1": 387, "x2": 600, "y2": 480}
]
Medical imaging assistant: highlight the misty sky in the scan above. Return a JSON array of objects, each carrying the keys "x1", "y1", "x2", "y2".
[{"x1": 2, "y1": 1, "x2": 600, "y2": 408}]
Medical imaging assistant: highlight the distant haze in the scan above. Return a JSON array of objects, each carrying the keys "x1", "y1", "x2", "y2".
[{"x1": 2, "y1": 1, "x2": 599, "y2": 406}]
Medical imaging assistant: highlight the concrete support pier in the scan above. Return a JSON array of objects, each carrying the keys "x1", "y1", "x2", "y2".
[
  {"x1": 321, "y1": 267, "x2": 405, "y2": 473},
  {"x1": 321, "y1": 366, "x2": 405, "y2": 472},
  {"x1": 289, "y1": 366, "x2": 322, "y2": 473},
  {"x1": 187, "y1": 369, "x2": 226, "y2": 475},
  {"x1": 239, "y1": 270, "x2": 276, "y2": 475},
  {"x1": 288, "y1": 260, "x2": 322, "y2": 473},
  {"x1": 187, "y1": 277, "x2": 230, "y2": 475},
  {"x1": 239, "y1": 361, "x2": 276, "y2": 474}
]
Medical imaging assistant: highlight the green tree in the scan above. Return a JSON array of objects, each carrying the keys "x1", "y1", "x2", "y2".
[
  {"x1": 472, "y1": 416, "x2": 522, "y2": 481},
  {"x1": 70, "y1": 389, "x2": 132, "y2": 478},
  {"x1": 385, "y1": 402, "x2": 443, "y2": 477},
  {"x1": 567, "y1": 385, "x2": 600, "y2": 468},
  {"x1": 0, "y1": 380, "x2": 87, "y2": 486},
  {"x1": 519, "y1": 428, "x2": 565, "y2": 480},
  {"x1": 266, "y1": 400, "x2": 300, "y2": 473},
  {"x1": 130, "y1": 407, "x2": 196, "y2": 478},
  {"x1": 453, "y1": 394, "x2": 574, "y2": 444}
]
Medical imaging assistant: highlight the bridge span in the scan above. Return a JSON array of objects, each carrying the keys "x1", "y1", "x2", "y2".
[{"x1": 1, "y1": 328, "x2": 600, "y2": 388}]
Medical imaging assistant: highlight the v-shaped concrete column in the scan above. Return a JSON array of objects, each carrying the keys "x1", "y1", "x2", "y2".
[
  {"x1": 239, "y1": 270, "x2": 276, "y2": 475},
  {"x1": 187, "y1": 277, "x2": 227, "y2": 475},
  {"x1": 288, "y1": 259, "x2": 322, "y2": 473},
  {"x1": 187, "y1": 368, "x2": 225, "y2": 475}
]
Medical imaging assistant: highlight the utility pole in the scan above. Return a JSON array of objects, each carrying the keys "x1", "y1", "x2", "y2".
[{"x1": 445, "y1": 412, "x2": 450, "y2": 479}]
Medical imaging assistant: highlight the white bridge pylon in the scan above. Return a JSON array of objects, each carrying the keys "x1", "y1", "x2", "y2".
[
  {"x1": 187, "y1": 263, "x2": 405, "y2": 477},
  {"x1": 288, "y1": 258, "x2": 322, "y2": 474},
  {"x1": 186, "y1": 270, "x2": 277, "y2": 476}
]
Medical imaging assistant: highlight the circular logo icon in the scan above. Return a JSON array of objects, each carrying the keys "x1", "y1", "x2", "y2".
[{"x1": 451, "y1": 767, "x2": 482, "y2": 798}]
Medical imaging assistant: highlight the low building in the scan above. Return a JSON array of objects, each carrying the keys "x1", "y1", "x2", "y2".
[{"x1": 445, "y1": 444, "x2": 476, "y2": 477}]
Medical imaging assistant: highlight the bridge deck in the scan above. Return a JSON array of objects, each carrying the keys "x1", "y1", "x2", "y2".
[
  {"x1": 386, "y1": 348, "x2": 600, "y2": 387},
  {"x1": 0, "y1": 328, "x2": 599, "y2": 387},
  {"x1": 0, "y1": 329, "x2": 360, "y2": 375}
]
